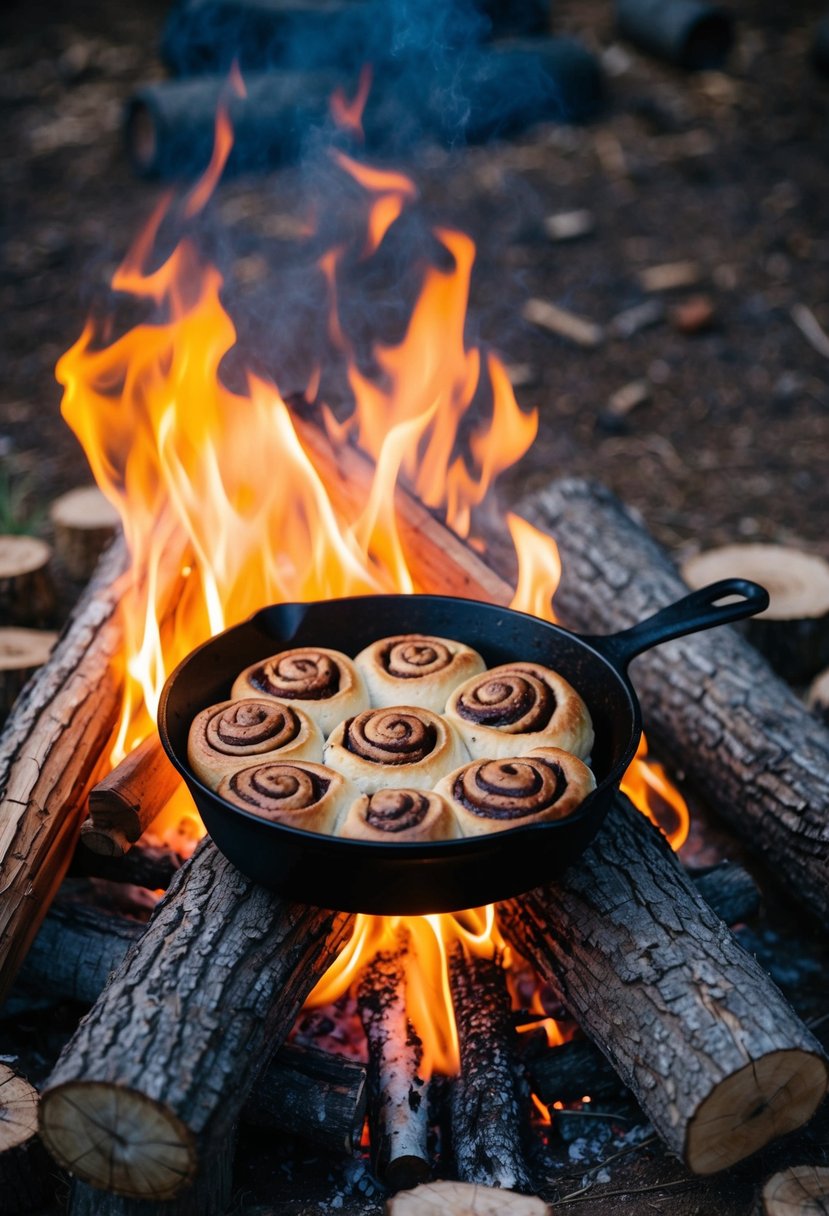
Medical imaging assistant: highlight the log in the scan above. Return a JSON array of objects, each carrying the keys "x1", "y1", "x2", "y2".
[
  {"x1": 0, "y1": 628, "x2": 58, "y2": 717},
  {"x1": 69, "y1": 1149, "x2": 232, "y2": 1216},
  {"x1": 0, "y1": 1063, "x2": 55, "y2": 1215},
  {"x1": 0, "y1": 536, "x2": 128, "y2": 1003},
  {"x1": 690, "y1": 860, "x2": 761, "y2": 926},
  {"x1": 357, "y1": 929, "x2": 431, "y2": 1191},
  {"x1": 17, "y1": 898, "x2": 142, "y2": 1005},
  {"x1": 387, "y1": 1181, "x2": 551, "y2": 1215},
  {"x1": 682, "y1": 543, "x2": 829, "y2": 683},
  {"x1": 82, "y1": 733, "x2": 181, "y2": 857},
  {"x1": 448, "y1": 944, "x2": 533, "y2": 1191},
  {"x1": 762, "y1": 1166, "x2": 829, "y2": 1215},
  {"x1": 518, "y1": 478, "x2": 829, "y2": 923},
  {"x1": 39, "y1": 838, "x2": 354, "y2": 1200},
  {"x1": 0, "y1": 534, "x2": 55, "y2": 626},
  {"x1": 49, "y1": 487, "x2": 120, "y2": 582},
  {"x1": 75, "y1": 841, "x2": 183, "y2": 890},
  {"x1": 498, "y1": 794, "x2": 829, "y2": 1175}
]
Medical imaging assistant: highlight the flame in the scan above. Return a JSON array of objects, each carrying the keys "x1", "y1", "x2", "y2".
[
  {"x1": 330, "y1": 65, "x2": 373, "y2": 140},
  {"x1": 59, "y1": 97, "x2": 687, "y2": 1084}
]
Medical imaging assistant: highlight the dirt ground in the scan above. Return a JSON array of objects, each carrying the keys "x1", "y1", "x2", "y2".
[{"x1": 1, "y1": 0, "x2": 829, "y2": 1213}]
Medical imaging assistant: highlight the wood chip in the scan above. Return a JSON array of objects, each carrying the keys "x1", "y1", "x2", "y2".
[
  {"x1": 639, "y1": 261, "x2": 701, "y2": 292},
  {"x1": 609, "y1": 299, "x2": 665, "y2": 338},
  {"x1": 543, "y1": 209, "x2": 595, "y2": 242},
  {"x1": 791, "y1": 303, "x2": 829, "y2": 360},
  {"x1": 523, "y1": 298, "x2": 604, "y2": 348},
  {"x1": 387, "y1": 1180, "x2": 551, "y2": 1215},
  {"x1": 670, "y1": 294, "x2": 716, "y2": 333},
  {"x1": 606, "y1": 380, "x2": 651, "y2": 418}
]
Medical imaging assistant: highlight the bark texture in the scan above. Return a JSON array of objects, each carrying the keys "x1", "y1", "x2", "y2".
[
  {"x1": 75, "y1": 841, "x2": 182, "y2": 890},
  {"x1": 17, "y1": 899, "x2": 142, "y2": 1004},
  {"x1": 0, "y1": 536, "x2": 128, "y2": 1002},
  {"x1": 449, "y1": 945, "x2": 533, "y2": 1192},
  {"x1": 498, "y1": 795, "x2": 828, "y2": 1175},
  {"x1": 519, "y1": 478, "x2": 829, "y2": 922},
  {"x1": 39, "y1": 838, "x2": 354, "y2": 1200}
]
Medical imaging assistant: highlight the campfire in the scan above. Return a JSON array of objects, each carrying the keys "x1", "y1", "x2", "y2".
[{"x1": 1, "y1": 74, "x2": 828, "y2": 1216}]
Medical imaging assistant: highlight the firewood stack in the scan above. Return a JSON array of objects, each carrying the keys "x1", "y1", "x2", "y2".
[{"x1": 1, "y1": 470, "x2": 828, "y2": 1213}]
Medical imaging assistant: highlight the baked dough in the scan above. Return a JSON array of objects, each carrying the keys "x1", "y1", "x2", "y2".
[
  {"x1": 323, "y1": 705, "x2": 469, "y2": 794},
  {"x1": 355, "y1": 634, "x2": 486, "y2": 712},
  {"x1": 187, "y1": 698, "x2": 322, "y2": 789},
  {"x1": 232, "y1": 646, "x2": 369, "y2": 736}
]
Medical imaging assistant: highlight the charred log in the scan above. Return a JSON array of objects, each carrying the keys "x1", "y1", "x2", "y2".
[
  {"x1": 498, "y1": 795, "x2": 828, "y2": 1175},
  {"x1": 519, "y1": 478, "x2": 829, "y2": 924},
  {"x1": 39, "y1": 839, "x2": 354, "y2": 1200},
  {"x1": 75, "y1": 841, "x2": 183, "y2": 890},
  {"x1": 448, "y1": 943, "x2": 533, "y2": 1192}
]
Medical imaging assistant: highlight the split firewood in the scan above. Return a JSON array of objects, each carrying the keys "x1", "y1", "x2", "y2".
[
  {"x1": 682, "y1": 543, "x2": 829, "y2": 682},
  {"x1": 0, "y1": 1063, "x2": 55, "y2": 1215},
  {"x1": 0, "y1": 536, "x2": 128, "y2": 1003},
  {"x1": 357, "y1": 928, "x2": 431, "y2": 1191},
  {"x1": 498, "y1": 795, "x2": 828, "y2": 1176},
  {"x1": 0, "y1": 627, "x2": 58, "y2": 717},
  {"x1": 761, "y1": 1165, "x2": 829, "y2": 1215},
  {"x1": 522, "y1": 298, "x2": 604, "y2": 349},
  {"x1": 448, "y1": 944, "x2": 533, "y2": 1192},
  {"x1": 81, "y1": 732, "x2": 182, "y2": 856},
  {"x1": 386, "y1": 1180, "x2": 551, "y2": 1215},
  {"x1": 39, "y1": 838, "x2": 354, "y2": 1202},
  {"x1": 49, "y1": 485, "x2": 121, "y2": 581},
  {"x1": 638, "y1": 260, "x2": 700, "y2": 292},
  {"x1": 518, "y1": 478, "x2": 829, "y2": 923},
  {"x1": 807, "y1": 668, "x2": 829, "y2": 726},
  {"x1": 75, "y1": 840, "x2": 182, "y2": 890},
  {"x1": 0, "y1": 534, "x2": 55, "y2": 626}
]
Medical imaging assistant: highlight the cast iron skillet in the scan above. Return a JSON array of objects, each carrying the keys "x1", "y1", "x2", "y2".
[{"x1": 158, "y1": 578, "x2": 768, "y2": 914}]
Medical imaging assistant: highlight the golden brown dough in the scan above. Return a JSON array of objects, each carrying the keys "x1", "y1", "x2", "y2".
[
  {"x1": 231, "y1": 646, "x2": 368, "y2": 736},
  {"x1": 187, "y1": 698, "x2": 323, "y2": 789},
  {"x1": 338, "y1": 788, "x2": 459, "y2": 842},
  {"x1": 355, "y1": 634, "x2": 486, "y2": 712},
  {"x1": 323, "y1": 705, "x2": 469, "y2": 794},
  {"x1": 216, "y1": 759, "x2": 354, "y2": 832}
]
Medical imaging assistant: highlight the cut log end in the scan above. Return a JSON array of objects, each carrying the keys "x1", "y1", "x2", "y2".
[
  {"x1": 0, "y1": 628, "x2": 59, "y2": 715},
  {"x1": 0, "y1": 1063, "x2": 39, "y2": 1151},
  {"x1": 50, "y1": 487, "x2": 121, "y2": 582},
  {"x1": 386, "y1": 1179, "x2": 552, "y2": 1214},
  {"x1": 79, "y1": 820, "x2": 133, "y2": 857},
  {"x1": 762, "y1": 1165, "x2": 829, "y2": 1215},
  {"x1": 687, "y1": 1049, "x2": 829, "y2": 1175},
  {"x1": 39, "y1": 1082, "x2": 195, "y2": 1199}
]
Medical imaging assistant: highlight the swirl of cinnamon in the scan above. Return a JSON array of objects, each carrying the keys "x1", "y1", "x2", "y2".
[
  {"x1": 453, "y1": 670, "x2": 555, "y2": 732},
  {"x1": 381, "y1": 637, "x2": 453, "y2": 679},
  {"x1": 249, "y1": 649, "x2": 341, "y2": 701},
  {"x1": 454, "y1": 757, "x2": 566, "y2": 821},
  {"x1": 204, "y1": 700, "x2": 301, "y2": 756},
  {"x1": 364, "y1": 789, "x2": 434, "y2": 832},
  {"x1": 344, "y1": 708, "x2": 437, "y2": 765},
  {"x1": 227, "y1": 762, "x2": 330, "y2": 812}
]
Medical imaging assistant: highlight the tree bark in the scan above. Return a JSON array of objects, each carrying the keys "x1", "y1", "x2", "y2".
[
  {"x1": 0, "y1": 536, "x2": 128, "y2": 1003},
  {"x1": 39, "y1": 838, "x2": 354, "y2": 1200},
  {"x1": 69, "y1": 1148, "x2": 232, "y2": 1216},
  {"x1": 0, "y1": 1063, "x2": 56, "y2": 1215},
  {"x1": 518, "y1": 477, "x2": 829, "y2": 923},
  {"x1": 498, "y1": 795, "x2": 828, "y2": 1175},
  {"x1": 448, "y1": 944, "x2": 533, "y2": 1192}
]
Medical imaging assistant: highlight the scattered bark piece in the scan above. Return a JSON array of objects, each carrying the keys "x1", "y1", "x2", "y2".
[
  {"x1": 762, "y1": 1165, "x2": 829, "y2": 1215},
  {"x1": 0, "y1": 534, "x2": 55, "y2": 626},
  {"x1": 387, "y1": 1180, "x2": 551, "y2": 1215},
  {"x1": 543, "y1": 209, "x2": 595, "y2": 242},
  {"x1": 791, "y1": 304, "x2": 829, "y2": 360},
  {"x1": 0, "y1": 627, "x2": 58, "y2": 716},
  {"x1": 609, "y1": 298, "x2": 665, "y2": 338},
  {"x1": 499, "y1": 795, "x2": 829, "y2": 1176},
  {"x1": 449, "y1": 944, "x2": 533, "y2": 1191},
  {"x1": 639, "y1": 260, "x2": 700, "y2": 292},
  {"x1": 83, "y1": 732, "x2": 182, "y2": 856},
  {"x1": 600, "y1": 379, "x2": 651, "y2": 431},
  {"x1": 670, "y1": 293, "x2": 716, "y2": 333},
  {"x1": 682, "y1": 543, "x2": 829, "y2": 682},
  {"x1": 50, "y1": 486, "x2": 121, "y2": 581},
  {"x1": 0, "y1": 1063, "x2": 55, "y2": 1215},
  {"x1": 358, "y1": 928, "x2": 430, "y2": 1191},
  {"x1": 523, "y1": 298, "x2": 604, "y2": 348}
]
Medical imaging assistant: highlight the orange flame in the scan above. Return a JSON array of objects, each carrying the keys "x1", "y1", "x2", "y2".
[{"x1": 330, "y1": 65, "x2": 373, "y2": 140}]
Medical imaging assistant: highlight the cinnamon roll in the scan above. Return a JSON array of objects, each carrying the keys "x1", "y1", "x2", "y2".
[
  {"x1": 231, "y1": 646, "x2": 368, "y2": 736},
  {"x1": 339, "y1": 788, "x2": 459, "y2": 842},
  {"x1": 216, "y1": 760, "x2": 354, "y2": 832},
  {"x1": 434, "y1": 747, "x2": 596, "y2": 837},
  {"x1": 355, "y1": 634, "x2": 486, "y2": 712},
  {"x1": 445, "y1": 661, "x2": 594, "y2": 761},
  {"x1": 188, "y1": 698, "x2": 323, "y2": 789},
  {"x1": 323, "y1": 705, "x2": 469, "y2": 794}
]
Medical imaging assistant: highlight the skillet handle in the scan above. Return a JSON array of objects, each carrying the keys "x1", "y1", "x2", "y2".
[{"x1": 588, "y1": 578, "x2": 769, "y2": 671}]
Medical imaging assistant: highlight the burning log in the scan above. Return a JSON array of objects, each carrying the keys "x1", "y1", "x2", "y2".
[
  {"x1": 0, "y1": 534, "x2": 55, "y2": 626},
  {"x1": 49, "y1": 487, "x2": 120, "y2": 583},
  {"x1": 0, "y1": 628, "x2": 58, "y2": 718},
  {"x1": 39, "y1": 838, "x2": 354, "y2": 1200},
  {"x1": 519, "y1": 478, "x2": 829, "y2": 923},
  {"x1": 0, "y1": 1064, "x2": 55, "y2": 1215},
  {"x1": 82, "y1": 733, "x2": 181, "y2": 857},
  {"x1": 448, "y1": 943, "x2": 532, "y2": 1192},
  {"x1": 76, "y1": 841, "x2": 183, "y2": 890},
  {"x1": 0, "y1": 537, "x2": 128, "y2": 1003},
  {"x1": 357, "y1": 929, "x2": 431, "y2": 1191},
  {"x1": 498, "y1": 795, "x2": 829, "y2": 1175},
  {"x1": 762, "y1": 1166, "x2": 829, "y2": 1215},
  {"x1": 682, "y1": 544, "x2": 829, "y2": 683},
  {"x1": 388, "y1": 1180, "x2": 551, "y2": 1215}
]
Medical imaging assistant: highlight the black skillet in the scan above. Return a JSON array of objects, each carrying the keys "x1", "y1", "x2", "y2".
[{"x1": 158, "y1": 578, "x2": 768, "y2": 914}]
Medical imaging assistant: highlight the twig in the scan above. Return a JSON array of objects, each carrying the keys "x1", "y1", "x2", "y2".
[
  {"x1": 559, "y1": 1177, "x2": 694, "y2": 1205},
  {"x1": 792, "y1": 304, "x2": 829, "y2": 360}
]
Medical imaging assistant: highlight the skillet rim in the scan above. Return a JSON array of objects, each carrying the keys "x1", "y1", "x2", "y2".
[{"x1": 157, "y1": 592, "x2": 642, "y2": 856}]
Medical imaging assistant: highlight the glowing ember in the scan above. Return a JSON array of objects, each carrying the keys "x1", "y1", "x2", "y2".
[{"x1": 58, "y1": 86, "x2": 688, "y2": 1080}]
